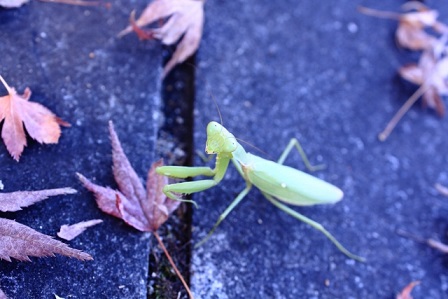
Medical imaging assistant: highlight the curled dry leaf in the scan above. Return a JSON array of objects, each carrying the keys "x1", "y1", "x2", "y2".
[
  {"x1": 0, "y1": 188, "x2": 76, "y2": 212},
  {"x1": 359, "y1": 3, "x2": 447, "y2": 51},
  {"x1": 379, "y1": 37, "x2": 448, "y2": 140},
  {"x1": 77, "y1": 121, "x2": 180, "y2": 232},
  {"x1": 0, "y1": 76, "x2": 69, "y2": 161},
  {"x1": 396, "y1": 281, "x2": 420, "y2": 299},
  {"x1": 399, "y1": 46, "x2": 448, "y2": 116},
  {"x1": 396, "y1": 3, "x2": 441, "y2": 51},
  {"x1": 0, "y1": 218, "x2": 92, "y2": 262},
  {"x1": 57, "y1": 219, "x2": 103, "y2": 241},
  {"x1": 118, "y1": 0, "x2": 205, "y2": 77}
]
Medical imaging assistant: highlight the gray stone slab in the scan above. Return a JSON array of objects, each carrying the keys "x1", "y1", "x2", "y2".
[
  {"x1": 0, "y1": 2, "x2": 161, "y2": 298},
  {"x1": 192, "y1": 1, "x2": 448, "y2": 298}
]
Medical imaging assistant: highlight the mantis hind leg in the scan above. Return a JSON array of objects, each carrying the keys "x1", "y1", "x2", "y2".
[
  {"x1": 277, "y1": 138, "x2": 325, "y2": 171},
  {"x1": 263, "y1": 192, "x2": 365, "y2": 262},
  {"x1": 195, "y1": 182, "x2": 253, "y2": 248}
]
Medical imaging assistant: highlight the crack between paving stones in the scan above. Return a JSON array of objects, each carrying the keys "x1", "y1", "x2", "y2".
[{"x1": 150, "y1": 46, "x2": 195, "y2": 299}]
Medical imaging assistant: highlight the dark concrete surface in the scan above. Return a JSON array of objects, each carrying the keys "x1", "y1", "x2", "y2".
[
  {"x1": 0, "y1": 1, "x2": 162, "y2": 298},
  {"x1": 3, "y1": 0, "x2": 448, "y2": 298},
  {"x1": 191, "y1": 1, "x2": 448, "y2": 298}
]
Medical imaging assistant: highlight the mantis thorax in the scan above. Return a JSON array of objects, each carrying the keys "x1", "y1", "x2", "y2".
[{"x1": 205, "y1": 121, "x2": 238, "y2": 154}]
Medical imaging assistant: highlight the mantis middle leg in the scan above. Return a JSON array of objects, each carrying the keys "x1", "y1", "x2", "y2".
[{"x1": 278, "y1": 138, "x2": 325, "y2": 171}]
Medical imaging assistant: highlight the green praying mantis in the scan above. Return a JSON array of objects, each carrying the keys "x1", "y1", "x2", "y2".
[{"x1": 156, "y1": 121, "x2": 364, "y2": 262}]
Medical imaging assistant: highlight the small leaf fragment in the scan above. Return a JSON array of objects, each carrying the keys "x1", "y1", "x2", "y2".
[
  {"x1": 57, "y1": 219, "x2": 103, "y2": 241},
  {"x1": 396, "y1": 281, "x2": 420, "y2": 299},
  {"x1": 0, "y1": 218, "x2": 92, "y2": 262},
  {"x1": 0, "y1": 188, "x2": 76, "y2": 212}
]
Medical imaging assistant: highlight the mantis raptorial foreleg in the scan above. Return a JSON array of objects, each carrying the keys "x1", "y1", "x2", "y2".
[
  {"x1": 277, "y1": 138, "x2": 325, "y2": 171},
  {"x1": 157, "y1": 157, "x2": 231, "y2": 206}
]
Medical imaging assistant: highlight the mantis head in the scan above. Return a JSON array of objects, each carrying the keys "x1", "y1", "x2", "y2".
[{"x1": 205, "y1": 121, "x2": 238, "y2": 154}]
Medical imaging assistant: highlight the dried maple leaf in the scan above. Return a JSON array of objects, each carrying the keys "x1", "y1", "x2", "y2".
[
  {"x1": 0, "y1": 218, "x2": 92, "y2": 262},
  {"x1": 0, "y1": 188, "x2": 76, "y2": 212},
  {"x1": 118, "y1": 0, "x2": 205, "y2": 77},
  {"x1": 77, "y1": 122, "x2": 180, "y2": 232},
  {"x1": 396, "y1": 281, "x2": 420, "y2": 299},
  {"x1": 77, "y1": 121, "x2": 193, "y2": 298},
  {"x1": 0, "y1": 0, "x2": 29, "y2": 8},
  {"x1": 57, "y1": 219, "x2": 103, "y2": 241},
  {"x1": 0, "y1": 76, "x2": 69, "y2": 161},
  {"x1": 0, "y1": 187, "x2": 92, "y2": 262}
]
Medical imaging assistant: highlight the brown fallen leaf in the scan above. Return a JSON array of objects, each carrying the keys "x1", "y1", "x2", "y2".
[
  {"x1": 0, "y1": 188, "x2": 76, "y2": 212},
  {"x1": 118, "y1": 0, "x2": 205, "y2": 77},
  {"x1": 57, "y1": 219, "x2": 103, "y2": 241},
  {"x1": 0, "y1": 187, "x2": 92, "y2": 261},
  {"x1": 0, "y1": 76, "x2": 69, "y2": 161},
  {"x1": 0, "y1": 0, "x2": 29, "y2": 8},
  {"x1": 77, "y1": 121, "x2": 192, "y2": 298},
  {"x1": 396, "y1": 281, "x2": 420, "y2": 299}
]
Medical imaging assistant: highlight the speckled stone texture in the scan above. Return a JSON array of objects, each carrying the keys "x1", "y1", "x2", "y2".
[
  {"x1": 0, "y1": 2, "x2": 161, "y2": 298},
  {"x1": 191, "y1": 1, "x2": 448, "y2": 298}
]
